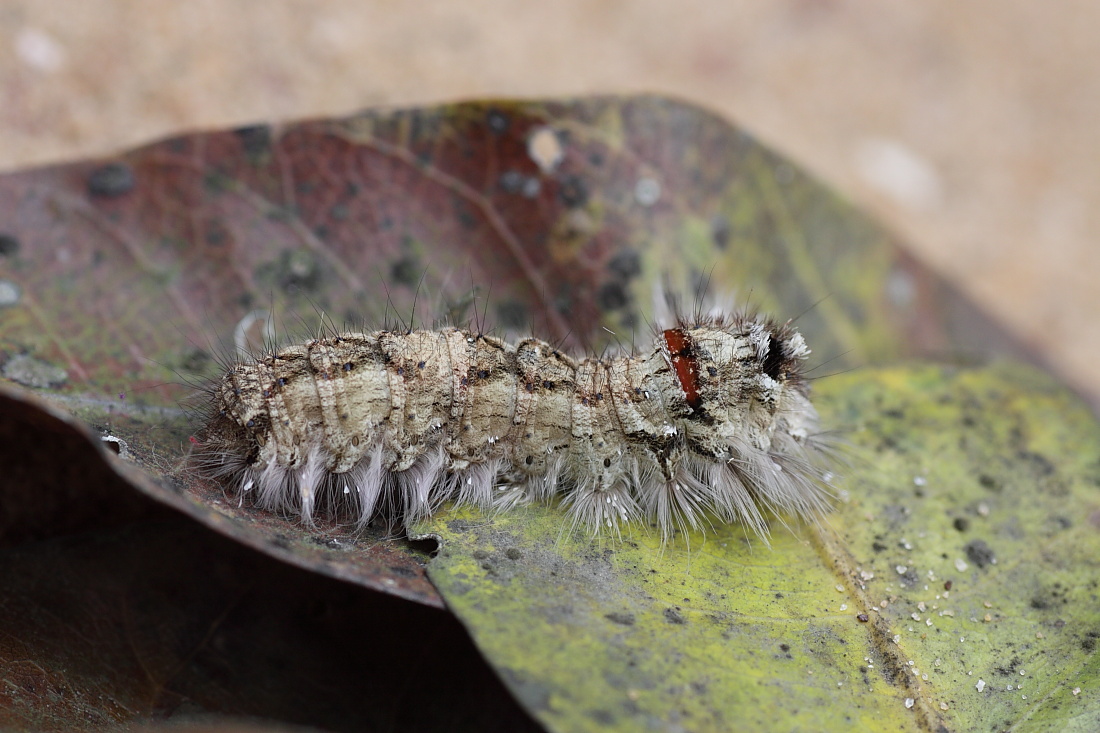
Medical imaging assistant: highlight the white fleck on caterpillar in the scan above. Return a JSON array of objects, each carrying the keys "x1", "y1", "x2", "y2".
[{"x1": 193, "y1": 308, "x2": 833, "y2": 541}]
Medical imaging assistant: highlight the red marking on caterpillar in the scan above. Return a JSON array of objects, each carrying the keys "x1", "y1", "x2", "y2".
[
  {"x1": 190, "y1": 307, "x2": 835, "y2": 542},
  {"x1": 662, "y1": 328, "x2": 702, "y2": 410}
]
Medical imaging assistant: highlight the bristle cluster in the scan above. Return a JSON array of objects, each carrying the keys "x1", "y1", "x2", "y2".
[{"x1": 192, "y1": 309, "x2": 834, "y2": 541}]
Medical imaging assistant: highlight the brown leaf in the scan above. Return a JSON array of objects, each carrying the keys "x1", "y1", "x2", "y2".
[{"x1": 0, "y1": 94, "x2": 1036, "y2": 729}]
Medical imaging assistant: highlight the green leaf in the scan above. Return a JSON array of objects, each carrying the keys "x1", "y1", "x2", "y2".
[{"x1": 415, "y1": 362, "x2": 1100, "y2": 732}]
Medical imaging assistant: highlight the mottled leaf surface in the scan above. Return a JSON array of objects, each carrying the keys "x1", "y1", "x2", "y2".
[
  {"x1": 0, "y1": 96, "x2": 1054, "y2": 731},
  {"x1": 0, "y1": 95, "x2": 1020, "y2": 604},
  {"x1": 417, "y1": 364, "x2": 1100, "y2": 732}
]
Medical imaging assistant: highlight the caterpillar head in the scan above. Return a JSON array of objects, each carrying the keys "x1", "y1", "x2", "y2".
[{"x1": 663, "y1": 315, "x2": 817, "y2": 458}]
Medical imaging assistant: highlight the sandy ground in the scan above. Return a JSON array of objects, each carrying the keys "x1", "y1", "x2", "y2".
[{"x1": 2, "y1": 1, "x2": 1098, "y2": 406}]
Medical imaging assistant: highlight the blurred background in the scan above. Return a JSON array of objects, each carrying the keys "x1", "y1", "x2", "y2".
[{"x1": 2, "y1": 0, "x2": 1097, "y2": 406}]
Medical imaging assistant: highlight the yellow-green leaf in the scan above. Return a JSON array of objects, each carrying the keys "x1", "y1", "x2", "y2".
[{"x1": 415, "y1": 362, "x2": 1100, "y2": 732}]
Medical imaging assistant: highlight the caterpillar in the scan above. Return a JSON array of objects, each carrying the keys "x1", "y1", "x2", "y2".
[{"x1": 192, "y1": 308, "x2": 833, "y2": 541}]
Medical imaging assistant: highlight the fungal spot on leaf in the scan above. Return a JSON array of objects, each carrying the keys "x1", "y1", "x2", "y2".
[
  {"x1": 964, "y1": 539, "x2": 997, "y2": 568},
  {"x1": 452, "y1": 196, "x2": 479, "y2": 229},
  {"x1": 486, "y1": 109, "x2": 510, "y2": 134},
  {"x1": 0, "y1": 233, "x2": 20, "y2": 257},
  {"x1": 978, "y1": 474, "x2": 1000, "y2": 491},
  {"x1": 258, "y1": 249, "x2": 321, "y2": 294},
  {"x1": 597, "y1": 281, "x2": 629, "y2": 311},
  {"x1": 390, "y1": 254, "x2": 422, "y2": 287},
  {"x1": 557, "y1": 175, "x2": 588, "y2": 208},
  {"x1": 0, "y1": 279, "x2": 21, "y2": 308},
  {"x1": 234, "y1": 125, "x2": 272, "y2": 161},
  {"x1": 634, "y1": 177, "x2": 661, "y2": 206},
  {"x1": 204, "y1": 219, "x2": 230, "y2": 247},
  {"x1": 527, "y1": 126, "x2": 564, "y2": 174},
  {"x1": 607, "y1": 248, "x2": 642, "y2": 281},
  {"x1": 499, "y1": 170, "x2": 524, "y2": 194},
  {"x1": 203, "y1": 171, "x2": 233, "y2": 195},
  {"x1": 663, "y1": 607, "x2": 686, "y2": 625},
  {"x1": 87, "y1": 163, "x2": 135, "y2": 198},
  {"x1": 605, "y1": 612, "x2": 636, "y2": 626},
  {"x1": 711, "y1": 214, "x2": 731, "y2": 250}
]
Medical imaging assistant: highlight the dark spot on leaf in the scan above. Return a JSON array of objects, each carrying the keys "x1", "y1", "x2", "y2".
[
  {"x1": 255, "y1": 249, "x2": 321, "y2": 294},
  {"x1": 504, "y1": 548, "x2": 521, "y2": 560},
  {"x1": 204, "y1": 219, "x2": 229, "y2": 246},
  {"x1": 663, "y1": 607, "x2": 686, "y2": 625},
  {"x1": 0, "y1": 233, "x2": 19, "y2": 257},
  {"x1": 452, "y1": 196, "x2": 479, "y2": 229},
  {"x1": 87, "y1": 163, "x2": 135, "y2": 198},
  {"x1": 390, "y1": 255, "x2": 421, "y2": 287},
  {"x1": 557, "y1": 175, "x2": 588, "y2": 208},
  {"x1": 896, "y1": 567, "x2": 920, "y2": 587},
  {"x1": 605, "y1": 612, "x2": 635, "y2": 626},
  {"x1": 979, "y1": 474, "x2": 1000, "y2": 491},
  {"x1": 203, "y1": 170, "x2": 233, "y2": 195},
  {"x1": 953, "y1": 517, "x2": 970, "y2": 532},
  {"x1": 597, "y1": 281, "x2": 628, "y2": 311},
  {"x1": 606, "y1": 248, "x2": 642, "y2": 280},
  {"x1": 486, "y1": 109, "x2": 509, "y2": 134},
  {"x1": 1082, "y1": 631, "x2": 1098, "y2": 652},
  {"x1": 857, "y1": 614, "x2": 869, "y2": 622},
  {"x1": 993, "y1": 656, "x2": 1022, "y2": 677},
  {"x1": 944, "y1": 580, "x2": 952, "y2": 591},
  {"x1": 964, "y1": 539, "x2": 996, "y2": 569},
  {"x1": 235, "y1": 124, "x2": 272, "y2": 160},
  {"x1": 499, "y1": 170, "x2": 524, "y2": 194},
  {"x1": 1017, "y1": 450, "x2": 1055, "y2": 476},
  {"x1": 711, "y1": 214, "x2": 731, "y2": 250}
]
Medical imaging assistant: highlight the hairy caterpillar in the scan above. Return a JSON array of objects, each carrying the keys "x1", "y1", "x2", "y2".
[{"x1": 193, "y1": 308, "x2": 833, "y2": 541}]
